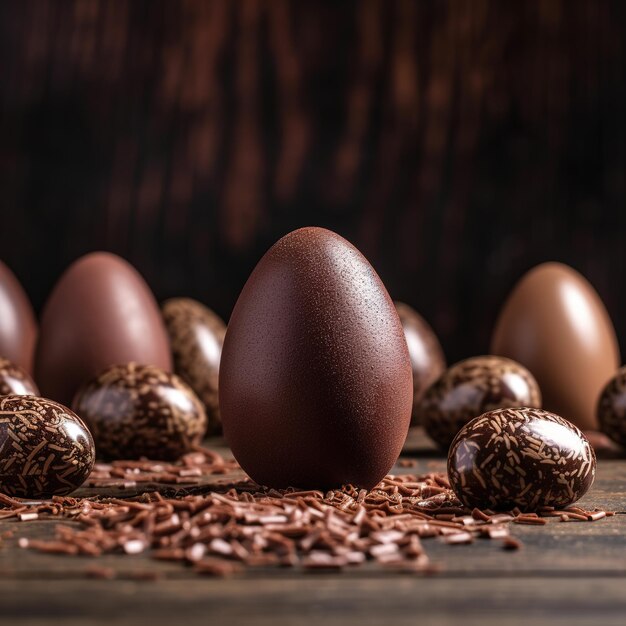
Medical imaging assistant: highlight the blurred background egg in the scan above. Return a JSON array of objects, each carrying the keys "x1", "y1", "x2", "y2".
[
  {"x1": 0, "y1": 357, "x2": 39, "y2": 396},
  {"x1": 420, "y1": 355, "x2": 541, "y2": 450},
  {"x1": 35, "y1": 252, "x2": 172, "y2": 406},
  {"x1": 0, "y1": 260, "x2": 37, "y2": 373},
  {"x1": 220, "y1": 227, "x2": 413, "y2": 490},
  {"x1": 394, "y1": 301, "x2": 446, "y2": 425},
  {"x1": 162, "y1": 298, "x2": 226, "y2": 434},
  {"x1": 491, "y1": 262, "x2": 620, "y2": 431}
]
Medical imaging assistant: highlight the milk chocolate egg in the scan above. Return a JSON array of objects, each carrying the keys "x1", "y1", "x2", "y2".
[
  {"x1": 162, "y1": 298, "x2": 226, "y2": 434},
  {"x1": 420, "y1": 356, "x2": 541, "y2": 450},
  {"x1": 0, "y1": 260, "x2": 37, "y2": 373},
  {"x1": 597, "y1": 366, "x2": 626, "y2": 448},
  {"x1": 220, "y1": 227, "x2": 412, "y2": 490},
  {"x1": 0, "y1": 395, "x2": 95, "y2": 498},
  {"x1": 448, "y1": 407, "x2": 596, "y2": 511},
  {"x1": 491, "y1": 263, "x2": 619, "y2": 430},
  {"x1": 0, "y1": 358, "x2": 39, "y2": 396},
  {"x1": 35, "y1": 252, "x2": 172, "y2": 406},
  {"x1": 73, "y1": 363, "x2": 207, "y2": 460},
  {"x1": 394, "y1": 302, "x2": 446, "y2": 424}
]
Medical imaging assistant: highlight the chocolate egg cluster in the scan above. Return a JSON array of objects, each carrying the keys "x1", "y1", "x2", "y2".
[
  {"x1": 73, "y1": 363, "x2": 207, "y2": 461},
  {"x1": 448, "y1": 407, "x2": 596, "y2": 511},
  {"x1": 420, "y1": 355, "x2": 541, "y2": 450},
  {"x1": 0, "y1": 395, "x2": 95, "y2": 498},
  {"x1": 162, "y1": 297, "x2": 226, "y2": 434}
]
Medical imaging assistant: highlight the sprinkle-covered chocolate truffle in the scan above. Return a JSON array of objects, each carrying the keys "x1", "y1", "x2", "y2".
[
  {"x1": 420, "y1": 355, "x2": 541, "y2": 450},
  {"x1": 0, "y1": 395, "x2": 95, "y2": 498},
  {"x1": 72, "y1": 363, "x2": 207, "y2": 461},
  {"x1": 448, "y1": 407, "x2": 596, "y2": 511}
]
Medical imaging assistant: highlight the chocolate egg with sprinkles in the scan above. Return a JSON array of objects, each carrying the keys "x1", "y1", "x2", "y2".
[
  {"x1": 0, "y1": 395, "x2": 95, "y2": 498},
  {"x1": 597, "y1": 366, "x2": 626, "y2": 449},
  {"x1": 162, "y1": 298, "x2": 226, "y2": 434},
  {"x1": 72, "y1": 363, "x2": 207, "y2": 461},
  {"x1": 0, "y1": 357, "x2": 39, "y2": 397},
  {"x1": 448, "y1": 407, "x2": 596, "y2": 511},
  {"x1": 420, "y1": 356, "x2": 541, "y2": 450}
]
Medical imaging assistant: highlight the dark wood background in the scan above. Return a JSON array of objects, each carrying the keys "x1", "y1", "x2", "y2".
[{"x1": 1, "y1": 0, "x2": 625, "y2": 363}]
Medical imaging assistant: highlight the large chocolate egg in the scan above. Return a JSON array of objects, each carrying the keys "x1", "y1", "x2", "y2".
[
  {"x1": 162, "y1": 298, "x2": 226, "y2": 434},
  {"x1": 420, "y1": 355, "x2": 541, "y2": 450},
  {"x1": 35, "y1": 252, "x2": 172, "y2": 406},
  {"x1": 0, "y1": 260, "x2": 37, "y2": 373},
  {"x1": 394, "y1": 302, "x2": 446, "y2": 424},
  {"x1": 448, "y1": 407, "x2": 596, "y2": 511},
  {"x1": 0, "y1": 395, "x2": 95, "y2": 498},
  {"x1": 491, "y1": 263, "x2": 619, "y2": 430},
  {"x1": 220, "y1": 227, "x2": 412, "y2": 490},
  {"x1": 0, "y1": 357, "x2": 39, "y2": 396},
  {"x1": 73, "y1": 363, "x2": 207, "y2": 461}
]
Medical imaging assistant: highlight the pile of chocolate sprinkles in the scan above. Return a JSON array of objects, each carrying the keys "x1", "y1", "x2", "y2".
[{"x1": 0, "y1": 449, "x2": 613, "y2": 578}]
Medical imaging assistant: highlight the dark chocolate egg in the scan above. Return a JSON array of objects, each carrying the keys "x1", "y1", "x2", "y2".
[
  {"x1": 0, "y1": 395, "x2": 95, "y2": 498},
  {"x1": 220, "y1": 227, "x2": 413, "y2": 490},
  {"x1": 72, "y1": 363, "x2": 207, "y2": 460},
  {"x1": 491, "y1": 262, "x2": 619, "y2": 430},
  {"x1": 448, "y1": 407, "x2": 596, "y2": 511},
  {"x1": 0, "y1": 358, "x2": 39, "y2": 396},
  {"x1": 420, "y1": 356, "x2": 541, "y2": 450},
  {"x1": 35, "y1": 252, "x2": 172, "y2": 406},
  {"x1": 394, "y1": 302, "x2": 446, "y2": 424},
  {"x1": 597, "y1": 366, "x2": 626, "y2": 448},
  {"x1": 162, "y1": 298, "x2": 226, "y2": 434},
  {"x1": 0, "y1": 260, "x2": 37, "y2": 373}
]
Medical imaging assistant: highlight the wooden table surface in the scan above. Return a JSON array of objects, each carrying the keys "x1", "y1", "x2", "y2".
[{"x1": 1, "y1": 428, "x2": 625, "y2": 626}]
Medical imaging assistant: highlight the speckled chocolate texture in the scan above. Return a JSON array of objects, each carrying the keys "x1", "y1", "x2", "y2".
[
  {"x1": 162, "y1": 298, "x2": 226, "y2": 434},
  {"x1": 0, "y1": 358, "x2": 39, "y2": 396},
  {"x1": 220, "y1": 227, "x2": 413, "y2": 490},
  {"x1": 0, "y1": 395, "x2": 95, "y2": 498},
  {"x1": 394, "y1": 302, "x2": 446, "y2": 424},
  {"x1": 73, "y1": 363, "x2": 207, "y2": 461},
  {"x1": 420, "y1": 356, "x2": 541, "y2": 450},
  {"x1": 597, "y1": 366, "x2": 626, "y2": 448},
  {"x1": 448, "y1": 407, "x2": 596, "y2": 511}
]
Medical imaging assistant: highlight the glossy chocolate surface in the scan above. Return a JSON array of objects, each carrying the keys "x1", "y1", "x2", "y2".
[
  {"x1": 491, "y1": 262, "x2": 619, "y2": 430},
  {"x1": 220, "y1": 227, "x2": 413, "y2": 490},
  {"x1": 448, "y1": 407, "x2": 596, "y2": 511},
  {"x1": 0, "y1": 395, "x2": 95, "y2": 498},
  {"x1": 421, "y1": 355, "x2": 541, "y2": 450},
  {"x1": 162, "y1": 298, "x2": 226, "y2": 434},
  {"x1": 0, "y1": 357, "x2": 39, "y2": 396},
  {"x1": 394, "y1": 301, "x2": 446, "y2": 424},
  {"x1": 35, "y1": 252, "x2": 172, "y2": 406},
  {"x1": 0, "y1": 261, "x2": 37, "y2": 373},
  {"x1": 73, "y1": 363, "x2": 207, "y2": 461}
]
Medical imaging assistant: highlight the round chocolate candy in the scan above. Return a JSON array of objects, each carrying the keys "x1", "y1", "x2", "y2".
[
  {"x1": 448, "y1": 407, "x2": 596, "y2": 511},
  {"x1": 72, "y1": 363, "x2": 207, "y2": 461},
  {"x1": 597, "y1": 366, "x2": 626, "y2": 448},
  {"x1": 162, "y1": 298, "x2": 226, "y2": 434},
  {"x1": 0, "y1": 395, "x2": 95, "y2": 498},
  {"x1": 420, "y1": 355, "x2": 541, "y2": 450},
  {"x1": 394, "y1": 302, "x2": 446, "y2": 425},
  {"x1": 0, "y1": 357, "x2": 39, "y2": 396}
]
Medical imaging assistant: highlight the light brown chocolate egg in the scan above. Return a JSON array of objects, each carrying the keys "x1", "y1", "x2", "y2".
[
  {"x1": 72, "y1": 363, "x2": 207, "y2": 461},
  {"x1": 420, "y1": 355, "x2": 541, "y2": 450},
  {"x1": 0, "y1": 357, "x2": 39, "y2": 396},
  {"x1": 162, "y1": 298, "x2": 226, "y2": 434},
  {"x1": 448, "y1": 407, "x2": 596, "y2": 511},
  {"x1": 491, "y1": 262, "x2": 619, "y2": 431},
  {"x1": 394, "y1": 302, "x2": 446, "y2": 424}
]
